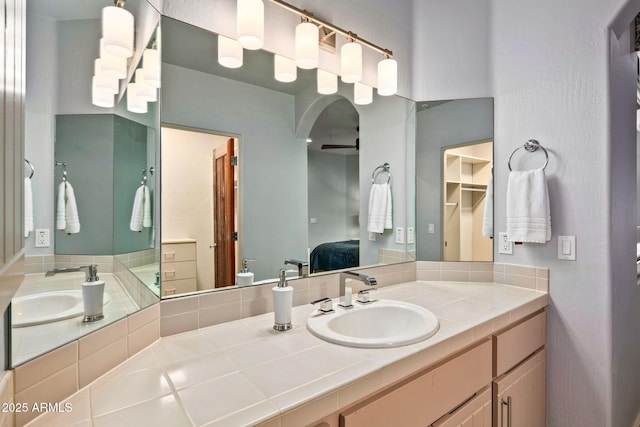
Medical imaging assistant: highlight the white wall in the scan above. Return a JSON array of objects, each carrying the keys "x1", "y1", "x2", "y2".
[
  {"x1": 161, "y1": 127, "x2": 226, "y2": 290},
  {"x1": 412, "y1": 0, "x2": 640, "y2": 425}
]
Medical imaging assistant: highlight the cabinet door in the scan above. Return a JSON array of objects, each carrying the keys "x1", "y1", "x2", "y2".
[
  {"x1": 493, "y1": 349, "x2": 546, "y2": 427},
  {"x1": 432, "y1": 386, "x2": 492, "y2": 427}
]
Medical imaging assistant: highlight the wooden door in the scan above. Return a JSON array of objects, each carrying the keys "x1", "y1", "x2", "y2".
[
  {"x1": 493, "y1": 349, "x2": 546, "y2": 427},
  {"x1": 213, "y1": 138, "x2": 236, "y2": 287}
]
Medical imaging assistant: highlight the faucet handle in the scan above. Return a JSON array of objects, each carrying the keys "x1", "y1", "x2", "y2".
[
  {"x1": 311, "y1": 297, "x2": 334, "y2": 314},
  {"x1": 356, "y1": 289, "x2": 377, "y2": 305}
]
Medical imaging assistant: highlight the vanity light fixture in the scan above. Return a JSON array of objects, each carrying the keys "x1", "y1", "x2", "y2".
[
  {"x1": 377, "y1": 55, "x2": 397, "y2": 96},
  {"x1": 93, "y1": 60, "x2": 119, "y2": 94},
  {"x1": 102, "y1": 0, "x2": 134, "y2": 58},
  {"x1": 142, "y1": 48, "x2": 161, "y2": 88},
  {"x1": 274, "y1": 55, "x2": 297, "y2": 82},
  {"x1": 91, "y1": 78, "x2": 115, "y2": 108},
  {"x1": 98, "y1": 39, "x2": 127, "y2": 79},
  {"x1": 341, "y1": 38, "x2": 362, "y2": 84},
  {"x1": 135, "y1": 69, "x2": 157, "y2": 102},
  {"x1": 218, "y1": 35, "x2": 244, "y2": 69},
  {"x1": 237, "y1": 0, "x2": 264, "y2": 50},
  {"x1": 126, "y1": 83, "x2": 148, "y2": 114},
  {"x1": 295, "y1": 18, "x2": 319, "y2": 69},
  {"x1": 317, "y1": 69, "x2": 338, "y2": 94},
  {"x1": 354, "y1": 82, "x2": 373, "y2": 105},
  {"x1": 265, "y1": 0, "x2": 396, "y2": 98}
]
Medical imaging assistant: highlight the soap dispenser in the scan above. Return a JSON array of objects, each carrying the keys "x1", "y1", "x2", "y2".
[
  {"x1": 81, "y1": 265, "x2": 105, "y2": 322},
  {"x1": 273, "y1": 269, "x2": 293, "y2": 331},
  {"x1": 236, "y1": 258, "x2": 255, "y2": 287}
]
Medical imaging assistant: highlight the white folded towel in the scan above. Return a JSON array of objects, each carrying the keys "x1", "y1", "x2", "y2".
[
  {"x1": 481, "y1": 175, "x2": 493, "y2": 238},
  {"x1": 130, "y1": 184, "x2": 152, "y2": 232},
  {"x1": 24, "y1": 177, "x2": 34, "y2": 238},
  {"x1": 506, "y1": 168, "x2": 551, "y2": 243},
  {"x1": 56, "y1": 181, "x2": 81, "y2": 234},
  {"x1": 367, "y1": 183, "x2": 392, "y2": 234}
]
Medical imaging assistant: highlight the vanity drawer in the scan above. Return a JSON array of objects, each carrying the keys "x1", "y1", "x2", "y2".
[
  {"x1": 431, "y1": 386, "x2": 492, "y2": 427},
  {"x1": 340, "y1": 339, "x2": 492, "y2": 427},
  {"x1": 162, "y1": 261, "x2": 197, "y2": 281},
  {"x1": 162, "y1": 243, "x2": 196, "y2": 262},
  {"x1": 493, "y1": 310, "x2": 546, "y2": 377},
  {"x1": 162, "y1": 278, "x2": 197, "y2": 296}
]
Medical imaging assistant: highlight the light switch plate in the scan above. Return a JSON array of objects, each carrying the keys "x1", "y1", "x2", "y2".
[
  {"x1": 428, "y1": 224, "x2": 435, "y2": 234},
  {"x1": 558, "y1": 235, "x2": 576, "y2": 260},
  {"x1": 368, "y1": 232, "x2": 376, "y2": 241}
]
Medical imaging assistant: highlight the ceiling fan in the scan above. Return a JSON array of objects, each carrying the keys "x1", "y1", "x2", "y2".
[{"x1": 321, "y1": 127, "x2": 359, "y2": 150}]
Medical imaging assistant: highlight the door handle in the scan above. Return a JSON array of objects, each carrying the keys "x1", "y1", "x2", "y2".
[{"x1": 501, "y1": 396, "x2": 512, "y2": 427}]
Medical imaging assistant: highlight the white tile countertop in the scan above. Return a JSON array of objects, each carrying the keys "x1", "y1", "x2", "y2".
[{"x1": 25, "y1": 280, "x2": 549, "y2": 427}]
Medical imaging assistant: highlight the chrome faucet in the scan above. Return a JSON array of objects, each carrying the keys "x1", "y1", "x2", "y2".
[
  {"x1": 284, "y1": 259, "x2": 309, "y2": 278},
  {"x1": 46, "y1": 264, "x2": 99, "y2": 282},
  {"x1": 339, "y1": 271, "x2": 377, "y2": 296}
]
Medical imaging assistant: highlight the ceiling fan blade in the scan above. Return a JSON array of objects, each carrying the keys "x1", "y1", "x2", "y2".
[{"x1": 321, "y1": 144, "x2": 357, "y2": 149}]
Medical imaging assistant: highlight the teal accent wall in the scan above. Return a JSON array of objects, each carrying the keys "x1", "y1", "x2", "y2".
[{"x1": 55, "y1": 114, "x2": 149, "y2": 255}]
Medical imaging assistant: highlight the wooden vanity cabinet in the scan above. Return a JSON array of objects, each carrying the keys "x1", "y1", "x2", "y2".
[{"x1": 330, "y1": 309, "x2": 547, "y2": 427}]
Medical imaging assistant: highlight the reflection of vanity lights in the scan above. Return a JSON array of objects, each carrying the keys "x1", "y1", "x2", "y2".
[
  {"x1": 274, "y1": 55, "x2": 297, "y2": 82},
  {"x1": 223, "y1": 0, "x2": 397, "y2": 105},
  {"x1": 354, "y1": 82, "x2": 373, "y2": 105},
  {"x1": 218, "y1": 35, "x2": 244, "y2": 68},
  {"x1": 127, "y1": 83, "x2": 147, "y2": 114},
  {"x1": 127, "y1": 48, "x2": 161, "y2": 113},
  {"x1": 92, "y1": 0, "x2": 134, "y2": 108}
]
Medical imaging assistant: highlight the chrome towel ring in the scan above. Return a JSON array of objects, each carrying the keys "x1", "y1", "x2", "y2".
[
  {"x1": 372, "y1": 163, "x2": 391, "y2": 184},
  {"x1": 508, "y1": 139, "x2": 549, "y2": 171},
  {"x1": 24, "y1": 158, "x2": 34, "y2": 179}
]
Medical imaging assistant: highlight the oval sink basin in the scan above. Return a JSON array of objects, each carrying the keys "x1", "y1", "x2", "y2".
[
  {"x1": 12, "y1": 290, "x2": 110, "y2": 328},
  {"x1": 307, "y1": 299, "x2": 439, "y2": 348}
]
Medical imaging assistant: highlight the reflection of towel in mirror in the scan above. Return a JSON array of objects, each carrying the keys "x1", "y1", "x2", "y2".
[
  {"x1": 506, "y1": 168, "x2": 551, "y2": 243},
  {"x1": 55, "y1": 181, "x2": 81, "y2": 234},
  {"x1": 24, "y1": 177, "x2": 34, "y2": 238},
  {"x1": 482, "y1": 175, "x2": 493, "y2": 238},
  {"x1": 130, "y1": 184, "x2": 151, "y2": 232},
  {"x1": 367, "y1": 183, "x2": 392, "y2": 233}
]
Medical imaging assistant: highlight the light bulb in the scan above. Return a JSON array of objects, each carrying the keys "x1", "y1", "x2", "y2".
[
  {"x1": 127, "y1": 83, "x2": 148, "y2": 113},
  {"x1": 274, "y1": 55, "x2": 297, "y2": 82},
  {"x1": 102, "y1": 6, "x2": 134, "y2": 58},
  {"x1": 317, "y1": 69, "x2": 337, "y2": 94},
  {"x1": 143, "y1": 48, "x2": 161, "y2": 88},
  {"x1": 377, "y1": 58, "x2": 397, "y2": 96},
  {"x1": 354, "y1": 82, "x2": 373, "y2": 105},
  {"x1": 99, "y1": 38, "x2": 127, "y2": 79},
  {"x1": 341, "y1": 41, "x2": 362, "y2": 83},
  {"x1": 92, "y1": 77, "x2": 114, "y2": 108},
  {"x1": 135, "y1": 69, "x2": 157, "y2": 102},
  {"x1": 295, "y1": 21, "x2": 319, "y2": 69},
  {"x1": 237, "y1": 0, "x2": 264, "y2": 50},
  {"x1": 218, "y1": 35, "x2": 243, "y2": 68}
]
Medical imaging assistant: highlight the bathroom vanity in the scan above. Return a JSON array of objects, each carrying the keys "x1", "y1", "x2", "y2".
[{"x1": 23, "y1": 279, "x2": 548, "y2": 427}]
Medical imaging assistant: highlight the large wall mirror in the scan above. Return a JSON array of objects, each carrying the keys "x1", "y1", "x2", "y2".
[
  {"x1": 411, "y1": 98, "x2": 494, "y2": 262},
  {"x1": 14, "y1": 0, "x2": 161, "y2": 367},
  {"x1": 159, "y1": 16, "x2": 415, "y2": 297}
]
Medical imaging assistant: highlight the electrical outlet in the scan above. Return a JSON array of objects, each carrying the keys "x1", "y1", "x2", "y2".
[
  {"x1": 35, "y1": 229, "x2": 50, "y2": 248},
  {"x1": 498, "y1": 232, "x2": 513, "y2": 255},
  {"x1": 369, "y1": 232, "x2": 376, "y2": 241},
  {"x1": 407, "y1": 227, "x2": 415, "y2": 244},
  {"x1": 395, "y1": 227, "x2": 405, "y2": 244}
]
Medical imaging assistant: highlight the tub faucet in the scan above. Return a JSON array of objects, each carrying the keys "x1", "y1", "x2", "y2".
[
  {"x1": 339, "y1": 271, "x2": 377, "y2": 296},
  {"x1": 46, "y1": 264, "x2": 99, "y2": 282},
  {"x1": 284, "y1": 259, "x2": 309, "y2": 278}
]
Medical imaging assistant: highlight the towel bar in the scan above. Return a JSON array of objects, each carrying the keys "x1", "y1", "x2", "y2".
[
  {"x1": 508, "y1": 139, "x2": 549, "y2": 171},
  {"x1": 372, "y1": 163, "x2": 391, "y2": 184}
]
